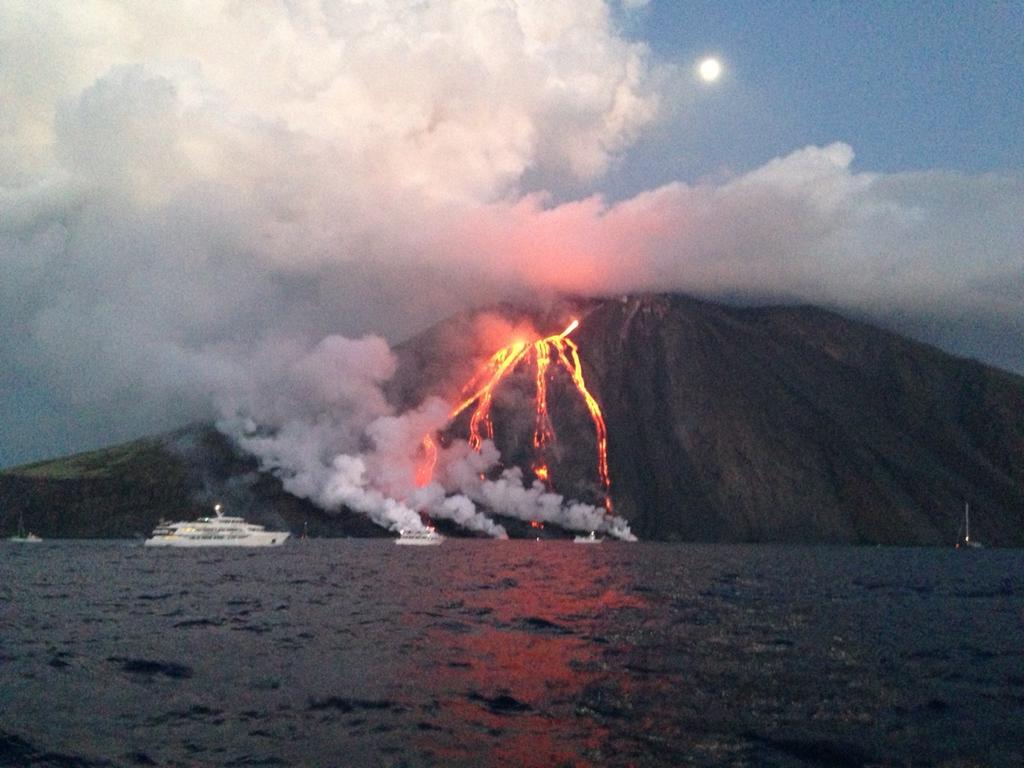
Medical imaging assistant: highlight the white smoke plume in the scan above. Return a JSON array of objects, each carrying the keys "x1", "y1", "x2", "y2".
[
  {"x1": 410, "y1": 483, "x2": 509, "y2": 540},
  {"x1": 474, "y1": 468, "x2": 637, "y2": 541},
  {"x1": 214, "y1": 329, "x2": 633, "y2": 539},
  {"x1": 423, "y1": 437, "x2": 636, "y2": 539},
  {"x1": 212, "y1": 333, "x2": 424, "y2": 532}
]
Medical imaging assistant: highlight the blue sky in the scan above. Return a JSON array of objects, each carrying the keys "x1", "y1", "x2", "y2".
[{"x1": 608, "y1": 0, "x2": 1023, "y2": 197}]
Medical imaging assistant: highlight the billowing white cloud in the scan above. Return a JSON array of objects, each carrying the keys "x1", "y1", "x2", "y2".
[
  {"x1": 2, "y1": 0, "x2": 655, "y2": 201},
  {"x1": 452, "y1": 143, "x2": 1023, "y2": 336},
  {"x1": 0, "y1": 0, "x2": 657, "y2": 463},
  {"x1": 0, "y1": 0, "x2": 1020, "y2": 475}
]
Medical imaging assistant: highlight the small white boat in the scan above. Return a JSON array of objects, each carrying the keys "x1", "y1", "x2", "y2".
[
  {"x1": 956, "y1": 502, "x2": 983, "y2": 549},
  {"x1": 9, "y1": 513, "x2": 42, "y2": 543},
  {"x1": 144, "y1": 504, "x2": 289, "y2": 547},
  {"x1": 395, "y1": 527, "x2": 444, "y2": 545},
  {"x1": 573, "y1": 531, "x2": 603, "y2": 544}
]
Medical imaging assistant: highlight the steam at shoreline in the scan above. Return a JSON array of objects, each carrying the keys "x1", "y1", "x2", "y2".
[{"x1": 214, "y1": 334, "x2": 636, "y2": 540}]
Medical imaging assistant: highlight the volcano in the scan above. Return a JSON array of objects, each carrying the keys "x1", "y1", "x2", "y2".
[{"x1": 4, "y1": 294, "x2": 1023, "y2": 544}]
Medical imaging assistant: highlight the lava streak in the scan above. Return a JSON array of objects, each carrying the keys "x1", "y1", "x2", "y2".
[
  {"x1": 415, "y1": 434, "x2": 438, "y2": 488},
  {"x1": 429, "y1": 318, "x2": 611, "y2": 506},
  {"x1": 551, "y1": 330, "x2": 610, "y2": 501},
  {"x1": 454, "y1": 340, "x2": 530, "y2": 450}
]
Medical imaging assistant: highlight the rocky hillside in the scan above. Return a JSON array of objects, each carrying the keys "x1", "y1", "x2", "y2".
[
  {"x1": 393, "y1": 294, "x2": 1024, "y2": 546},
  {"x1": 4, "y1": 294, "x2": 1023, "y2": 544}
]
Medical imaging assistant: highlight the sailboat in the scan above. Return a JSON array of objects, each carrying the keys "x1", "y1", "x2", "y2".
[
  {"x1": 9, "y1": 512, "x2": 42, "y2": 543},
  {"x1": 956, "y1": 502, "x2": 983, "y2": 549}
]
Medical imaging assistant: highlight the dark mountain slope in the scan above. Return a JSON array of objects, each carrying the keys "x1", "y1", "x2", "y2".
[
  {"x1": 388, "y1": 294, "x2": 1023, "y2": 545},
  {"x1": 573, "y1": 295, "x2": 1024, "y2": 544},
  {"x1": 0, "y1": 428, "x2": 387, "y2": 539}
]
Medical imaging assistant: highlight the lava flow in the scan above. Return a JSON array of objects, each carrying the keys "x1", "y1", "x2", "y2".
[
  {"x1": 417, "y1": 318, "x2": 611, "y2": 509},
  {"x1": 415, "y1": 433, "x2": 438, "y2": 488}
]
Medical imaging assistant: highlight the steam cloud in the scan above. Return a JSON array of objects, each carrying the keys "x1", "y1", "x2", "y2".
[
  {"x1": 2, "y1": 0, "x2": 1021, "y2": 492},
  {"x1": 214, "y1": 336, "x2": 636, "y2": 539}
]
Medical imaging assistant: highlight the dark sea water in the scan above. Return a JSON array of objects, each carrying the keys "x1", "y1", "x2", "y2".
[{"x1": 1, "y1": 540, "x2": 1022, "y2": 767}]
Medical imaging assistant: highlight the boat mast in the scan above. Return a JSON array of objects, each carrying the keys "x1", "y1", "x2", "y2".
[{"x1": 964, "y1": 502, "x2": 970, "y2": 544}]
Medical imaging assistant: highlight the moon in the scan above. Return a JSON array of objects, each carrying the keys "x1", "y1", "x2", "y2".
[{"x1": 698, "y1": 57, "x2": 722, "y2": 83}]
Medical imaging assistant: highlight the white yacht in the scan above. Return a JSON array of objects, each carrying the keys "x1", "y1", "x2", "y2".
[
  {"x1": 573, "y1": 531, "x2": 603, "y2": 544},
  {"x1": 395, "y1": 527, "x2": 445, "y2": 545},
  {"x1": 144, "y1": 504, "x2": 290, "y2": 547}
]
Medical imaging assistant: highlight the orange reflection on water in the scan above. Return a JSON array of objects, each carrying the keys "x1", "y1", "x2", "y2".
[{"x1": 400, "y1": 542, "x2": 646, "y2": 767}]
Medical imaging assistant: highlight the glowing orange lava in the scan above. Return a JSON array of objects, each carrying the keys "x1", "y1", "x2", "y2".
[
  {"x1": 452, "y1": 340, "x2": 530, "y2": 450},
  {"x1": 421, "y1": 318, "x2": 611, "y2": 508},
  {"x1": 550, "y1": 330, "x2": 610, "y2": 502},
  {"x1": 415, "y1": 434, "x2": 438, "y2": 488}
]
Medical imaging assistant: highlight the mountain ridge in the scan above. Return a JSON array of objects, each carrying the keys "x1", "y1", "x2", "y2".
[{"x1": 4, "y1": 293, "x2": 1022, "y2": 544}]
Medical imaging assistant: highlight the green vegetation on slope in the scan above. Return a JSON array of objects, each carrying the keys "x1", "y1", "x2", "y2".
[{"x1": 3, "y1": 438, "x2": 167, "y2": 480}]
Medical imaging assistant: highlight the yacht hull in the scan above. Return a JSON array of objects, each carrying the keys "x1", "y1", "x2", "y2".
[
  {"x1": 394, "y1": 537, "x2": 443, "y2": 546},
  {"x1": 144, "y1": 532, "x2": 290, "y2": 547}
]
